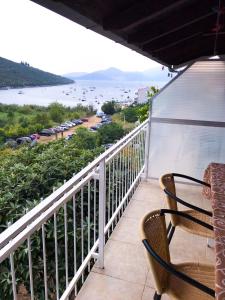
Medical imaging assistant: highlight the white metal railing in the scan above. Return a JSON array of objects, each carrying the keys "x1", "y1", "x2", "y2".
[{"x1": 0, "y1": 119, "x2": 149, "y2": 300}]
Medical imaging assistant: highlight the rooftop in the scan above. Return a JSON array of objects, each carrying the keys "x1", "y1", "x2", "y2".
[{"x1": 32, "y1": 0, "x2": 225, "y2": 68}]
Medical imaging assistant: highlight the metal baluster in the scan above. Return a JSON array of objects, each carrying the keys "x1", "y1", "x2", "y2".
[
  {"x1": 94, "y1": 179, "x2": 96, "y2": 243},
  {"x1": 54, "y1": 212, "x2": 59, "y2": 300},
  {"x1": 72, "y1": 193, "x2": 77, "y2": 296},
  {"x1": 121, "y1": 148, "x2": 124, "y2": 211},
  {"x1": 8, "y1": 222, "x2": 17, "y2": 300},
  {"x1": 64, "y1": 202, "x2": 69, "y2": 288},
  {"x1": 107, "y1": 161, "x2": 111, "y2": 237},
  {"x1": 112, "y1": 158, "x2": 115, "y2": 231},
  {"x1": 88, "y1": 181, "x2": 91, "y2": 271},
  {"x1": 81, "y1": 187, "x2": 84, "y2": 283},
  {"x1": 124, "y1": 146, "x2": 127, "y2": 205},
  {"x1": 42, "y1": 219, "x2": 48, "y2": 300},
  {"x1": 10, "y1": 252, "x2": 17, "y2": 300},
  {"x1": 119, "y1": 150, "x2": 122, "y2": 218},
  {"x1": 27, "y1": 237, "x2": 34, "y2": 300},
  {"x1": 98, "y1": 159, "x2": 106, "y2": 268},
  {"x1": 115, "y1": 155, "x2": 118, "y2": 223}
]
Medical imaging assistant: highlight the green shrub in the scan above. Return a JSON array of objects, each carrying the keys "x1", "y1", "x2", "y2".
[{"x1": 98, "y1": 123, "x2": 124, "y2": 144}]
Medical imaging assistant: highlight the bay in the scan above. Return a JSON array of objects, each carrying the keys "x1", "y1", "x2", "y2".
[{"x1": 0, "y1": 80, "x2": 166, "y2": 109}]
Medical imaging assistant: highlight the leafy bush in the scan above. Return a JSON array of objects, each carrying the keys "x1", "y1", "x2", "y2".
[
  {"x1": 123, "y1": 106, "x2": 138, "y2": 123},
  {"x1": 101, "y1": 101, "x2": 120, "y2": 115},
  {"x1": 98, "y1": 123, "x2": 124, "y2": 144},
  {"x1": 0, "y1": 137, "x2": 103, "y2": 298}
]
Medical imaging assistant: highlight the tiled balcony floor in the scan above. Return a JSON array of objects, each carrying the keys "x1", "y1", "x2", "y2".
[{"x1": 76, "y1": 180, "x2": 215, "y2": 300}]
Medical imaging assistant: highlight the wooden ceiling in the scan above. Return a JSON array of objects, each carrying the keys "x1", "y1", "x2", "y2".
[{"x1": 32, "y1": 0, "x2": 225, "y2": 67}]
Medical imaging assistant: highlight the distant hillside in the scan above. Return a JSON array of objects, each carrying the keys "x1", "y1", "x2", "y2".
[
  {"x1": 0, "y1": 57, "x2": 74, "y2": 88},
  {"x1": 65, "y1": 72, "x2": 88, "y2": 79},
  {"x1": 65, "y1": 67, "x2": 172, "y2": 82}
]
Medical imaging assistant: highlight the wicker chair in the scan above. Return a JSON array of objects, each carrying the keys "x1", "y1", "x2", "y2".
[
  {"x1": 159, "y1": 173, "x2": 213, "y2": 242},
  {"x1": 140, "y1": 209, "x2": 215, "y2": 300}
]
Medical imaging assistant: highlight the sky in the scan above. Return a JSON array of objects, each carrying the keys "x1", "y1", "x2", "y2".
[{"x1": 0, "y1": 0, "x2": 160, "y2": 75}]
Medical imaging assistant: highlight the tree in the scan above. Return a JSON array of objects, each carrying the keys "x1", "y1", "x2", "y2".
[
  {"x1": 123, "y1": 107, "x2": 138, "y2": 123},
  {"x1": 101, "y1": 101, "x2": 120, "y2": 115},
  {"x1": 49, "y1": 102, "x2": 65, "y2": 123},
  {"x1": 137, "y1": 86, "x2": 159, "y2": 122},
  {"x1": 74, "y1": 127, "x2": 99, "y2": 149},
  {"x1": 98, "y1": 123, "x2": 124, "y2": 144}
]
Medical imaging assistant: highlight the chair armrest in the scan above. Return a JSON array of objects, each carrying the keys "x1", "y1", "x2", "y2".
[
  {"x1": 160, "y1": 209, "x2": 213, "y2": 230},
  {"x1": 172, "y1": 173, "x2": 210, "y2": 187},
  {"x1": 142, "y1": 238, "x2": 215, "y2": 297},
  {"x1": 164, "y1": 189, "x2": 213, "y2": 217}
]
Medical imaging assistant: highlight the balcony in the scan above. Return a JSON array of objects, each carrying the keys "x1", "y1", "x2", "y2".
[
  {"x1": 76, "y1": 181, "x2": 214, "y2": 300},
  {"x1": 0, "y1": 59, "x2": 224, "y2": 299}
]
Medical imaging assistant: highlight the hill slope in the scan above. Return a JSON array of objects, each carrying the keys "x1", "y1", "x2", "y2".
[
  {"x1": 0, "y1": 57, "x2": 74, "y2": 88},
  {"x1": 66, "y1": 67, "x2": 171, "y2": 82}
]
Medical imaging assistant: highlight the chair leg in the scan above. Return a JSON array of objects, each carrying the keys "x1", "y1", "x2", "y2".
[
  {"x1": 167, "y1": 225, "x2": 175, "y2": 244},
  {"x1": 166, "y1": 221, "x2": 172, "y2": 234},
  {"x1": 154, "y1": 292, "x2": 161, "y2": 300}
]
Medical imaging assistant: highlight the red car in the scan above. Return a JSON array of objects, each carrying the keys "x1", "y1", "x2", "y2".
[{"x1": 30, "y1": 133, "x2": 40, "y2": 140}]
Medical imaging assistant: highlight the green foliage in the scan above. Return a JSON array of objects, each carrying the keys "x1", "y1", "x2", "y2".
[
  {"x1": 0, "y1": 56, "x2": 74, "y2": 88},
  {"x1": 0, "y1": 103, "x2": 96, "y2": 144},
  {"x1": 74, "y1": 127, "x2": 99, "y2": 149},
  {"x1": 49, "y1": 102, "x2": 65, "y2": 123},
  {"x1": 0, "y1": 137, "x2": 103, "y2": 298},
  {"x1": 122, "y1": 106, "x2": 138, "y2": 123},
  {"x1": 98, "y1": 123, "x2": 124, "y2": 144},
  {"x1": 101, "y1": 101, "x2": 120, "y2": 115}
]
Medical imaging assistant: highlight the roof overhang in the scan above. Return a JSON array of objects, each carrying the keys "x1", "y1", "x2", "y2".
[{"x1": 31, "y1": 0, "x2": 225, "y2": 68}]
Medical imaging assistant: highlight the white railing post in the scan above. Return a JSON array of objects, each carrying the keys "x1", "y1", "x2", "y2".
[
  {"x1": 98, "y1": 159, "x2": 106, "y2": 268},
  {"x1": 144, "y1": 116, "x2": 151, "y2": 180}
]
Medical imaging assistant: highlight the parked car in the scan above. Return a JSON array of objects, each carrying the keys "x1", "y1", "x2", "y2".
[
  {"x1": 64, "y1": 122, "x2": 73, "y2": 128},
  {"x1": 4, "y1": 139, "x2": 17, "y2": 148},
  {"x1": 61, "y1": 123, "x2": 71, "y2": 129},
  {"x1": 16, "y1": 137, "x2": 32, "y2": 144},
  {"x1": 72, "y1": 119, "x2": 83, "y2": 125},
  {"x1": 55, "y1": 126, "x2": 66, "y2": 132},
  {"x1": 30, "y1": 133, "x2": 40, "y2": 140},
  {"x1": 90, "y1": 123, "x2": 103, "y2": 130},
  {"x1": 39, "y1": 129, "x2": 53, "y2": 136},
  {"x1": 60, "y1": 124, "x2": 70, "y2": 130},
  {"x1": 96, "y1": 111, "x2": 105, "y2": 117},
  {"x1": 65, "y1": 134, "x2": 74, "y2": 140}
]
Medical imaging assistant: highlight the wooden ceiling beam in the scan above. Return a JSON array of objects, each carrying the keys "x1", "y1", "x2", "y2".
[
  {"x1": 128, "y1": 4, "x2": 216, "y2": 45},
  {"x1": 103, "y1": 0, "x2": 192, "y2": 31},
  {"x1": 142, "y1": 16, "x2": 215, "y2": 52},
  {"x1": 158, "y1": 37, "x2": 216, "y2": 64}
]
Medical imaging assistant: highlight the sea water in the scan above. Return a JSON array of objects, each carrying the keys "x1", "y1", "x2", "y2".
[{"x1": 0, "y1": 80, "x2": 166, "y2": 109}]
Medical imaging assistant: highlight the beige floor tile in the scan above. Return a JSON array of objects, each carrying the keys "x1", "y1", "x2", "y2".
[
  {"x1": 77, "y1": 181, "x2": 215, "y2": 300},
  {"x1": 141, "y1": 286, "x2": 170, "y2": 300},
  {"x1": 124, "y1": 198, "x2": 163, "y2": 220},
  {"x1": 76, "y1": 272, "x2": 144, "y2": 300},
  {"x1": 93, "y1": 239, "x2": 148, "y2": 285},
  {"x1": 110, "y1": 216, "x2": 141, "y2": 245},
  {"x1": 141, "y1": 286, "x2": 155, "y2": 300},
  {"x1": 145, "y1": 269, "x2": 155, "y2": 289}
]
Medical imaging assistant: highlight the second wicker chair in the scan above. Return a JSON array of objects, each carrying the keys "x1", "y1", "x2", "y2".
[{"x1": 159, "y1": 173, "x2": 213, "y2": 242}]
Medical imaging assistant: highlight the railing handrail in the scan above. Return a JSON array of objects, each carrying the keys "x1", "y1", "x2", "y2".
[{"x1": 0, "y1": 119, "x2": 148, "y2": 249}]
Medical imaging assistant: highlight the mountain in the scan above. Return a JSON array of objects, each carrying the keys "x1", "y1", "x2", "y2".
[
  {"x1": 65, "y1": 72, "x2": 88, "y2": 79},
  {"x1": 66, "y1": 67, "x2": 172, "y2": 82},
  {"x1": 0, "y1": 57, "x2": 74, "y2": 88}
]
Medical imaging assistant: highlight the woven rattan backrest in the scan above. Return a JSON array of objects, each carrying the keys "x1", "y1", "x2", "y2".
[
  {"x1": 140, "y1": 210, "x2": 170, "y2": 294},
  {"x1": 160, "y1": 174, "x2": 179, "y2": 226}
]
